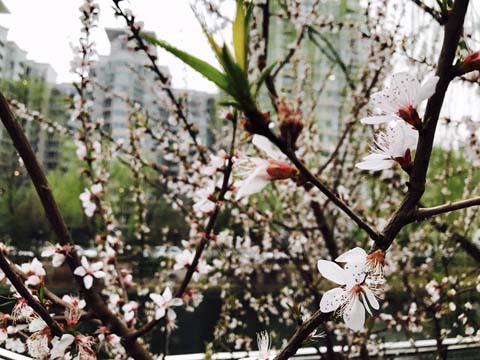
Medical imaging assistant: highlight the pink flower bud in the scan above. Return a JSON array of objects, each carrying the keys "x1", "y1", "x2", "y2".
[{"x1": 462, "y1": 51, "x2": 480, "y2": 73}]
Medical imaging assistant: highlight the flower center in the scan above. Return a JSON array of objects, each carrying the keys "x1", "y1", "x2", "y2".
[{"x1": 397, "y1": 105, "x2": 421, "y2": 128}]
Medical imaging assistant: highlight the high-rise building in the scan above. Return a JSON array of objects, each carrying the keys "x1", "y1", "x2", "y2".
[
  {"x1": 91, "y1": 28, "x2": 217, "y2": 156},
  {"x1": 0, "y1": 22, "x2": 64, "y2": 176},
  {"x1": 267, "y1": 0, "x2": 363, "y2": 147}
]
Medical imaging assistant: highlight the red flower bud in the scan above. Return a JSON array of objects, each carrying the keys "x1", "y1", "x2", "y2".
[
  {"x1": 397, "y1": 105, "x2": 421, "y2": 129},
  {"x1": 461, "y1": 51, "x2": 480, "y2": 73},
  {"x1": 266, "y1": 160, "x2": 295, "y2": 180}
]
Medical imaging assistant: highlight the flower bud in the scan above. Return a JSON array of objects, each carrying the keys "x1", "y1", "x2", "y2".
[
  {"x1": 266, "y1": 160, "x2": 295, "y2": 180},
  {"x1": 278, "y1": 100, "x2": 304, "y2": 147},
  {"x1": 461, "y1": 51, "x2": 480, "y2": 74}
]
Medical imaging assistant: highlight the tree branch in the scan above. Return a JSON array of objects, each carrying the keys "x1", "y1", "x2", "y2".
[
  {"x1": 416, "y1": 196, "x2": 480, "y2": 220},
  {"x1": 410, "y1": 0, "x2": 445, "y2": 24},
  {"x1": 378, "y1": 0, "x2": 470, "y2": 250},
  {"x1": 0, "y1": 91, "x2": 153, "y2": 360},
  {"x1": 0, "y1": 255, "x2": 63, "y2": 336}
]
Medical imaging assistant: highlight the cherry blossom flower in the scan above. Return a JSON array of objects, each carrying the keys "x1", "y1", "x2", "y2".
[
  {"x1": 201, "y1": 150, "x2": 228, "y2": 176},
  {"x1": 361, "y1": 72, "x2": 439, "y2": 128},
  {"x1": 5, "y1": 338, "x2": 25, "y2": 353},
  {"x1": 241, "y1": 331, "x2": 272, "y2": 360},
  {"x1": 75, "y1": 334, "x2": 97, "y2": 360},
  {"x1": 356, "y1": 120, "x2": 418, "y2": 172},
  {"x1": 174, "y1": 249, "x2": 211, "y2": 281},
  {"x1": 79, "y1": 189, "x2": 96, "y2": 217},
  {"x1": 336, "y1": 247, "x2": 385, "y2": 283},
  {"x1": 234, "y1": 135, "x2": 295, "y2": 199},
  {"x1": 193, "y1": 186, "x2": 216, "y2": 214},
  {"x1": 41, "y1": 243, "x2": 73, "y2": 267},
  {"x1": 122, "y1": 301, "x2": 138, "y2": 323},
  {"x1": 73, "y1": 256, "x2": 106, "y2": 290},
  {"x1": 149, "y1": 287, "x2": 183, "y2": 321},
  {"x1": 12, "y1": 298, "x2": 34, "y2": 322},
  {"x1": 18, "y1": 258, "x2": 46, "y2": 287},
  {"x1": 63, "y1": 295, "x2": 86, "y2": 327},
  {"x1": 51, "y1": 334, "x2": 75, "y2": 359},
  {"x1": 26, "y1": 317, "x2": 50, "y2": 359},
  {"x1": 256, "y1": 330, "x2": 272, "y2": 360},
  {"x1": 318, "y1": 259, "x2": 380, "y2": 331}
]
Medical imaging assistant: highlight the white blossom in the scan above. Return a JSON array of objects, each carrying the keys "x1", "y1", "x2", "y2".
[
  {"x1": 318, "y1": 259, "x2": 380, "y2": 331},
  {"x1": 234, "y1": 135, "x2": 294, "y2": 199},
  {"x1": 149, "y1": 287, "x2": 183, "y2": 321},
  {"x1": 361, "y1": 72, "x2": 439, "y2": 127},
  {"x1": 356, "y1": 120, "x2": 418, "y2": 171},
  {"x1": 73, "y1": 256, "x2": 106, "y2": 289}
]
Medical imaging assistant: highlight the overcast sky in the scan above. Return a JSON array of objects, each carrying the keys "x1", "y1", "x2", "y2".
[{"x1": 0, "y1": 0, "x2": 235, "y2": 93}]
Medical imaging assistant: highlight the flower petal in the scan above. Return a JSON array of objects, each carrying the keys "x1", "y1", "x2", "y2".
[
  {"x1": 343, "y1": 295, "x2": 365, "y2": 331},
  {"x1": 73, "y1": 266, "x2": 86, "y2": 277},
  {"x1": 360, "y1": 115, "x2": 399, "y2": 125},
  {"x1": 363, "y1": 286, "x2": 380, "y2": 310},
  {"x1": 83, "y1": 275, "x2": 93, "y2": 290},
  {"x1": 335, "y1": 247, "x2": 367, "y2": 263},
  {"x1": 317, "y1": 260, "x2": 348, "y2": 285},
  {"x1": 415, "y1": 75, "x2": 439, "y2": 106},
  {"x1": 235, "y1": 171, "x2": 270, "y2": 200},
  {"x1": 319, "y1": 287, "x2": 346, "y2": 313},
  {"x1": 252, "y1": 135, "x2": 284, "y2": 159},
  {"x1": 356, "y1": 159, "x2": 394, "y2": 171},
  {"x1": 155, "y1": 307, "x2": 166, "y2": 320}
]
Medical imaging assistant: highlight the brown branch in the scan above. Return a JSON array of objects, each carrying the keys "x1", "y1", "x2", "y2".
[
  {"x1": 257, "y1": 124, "x2": 380, "y2": 242},
  {"x1": 410, "y1": 0, "x2": 446, "y2": 24},
  {"x1": 0, "y1": 255, "x2": 63, "y2": 336},
  {"x1": 0, "y1": 91, "x2": 153, "y2": 360},
  {"x1": 126, "y1": 116, "x2": 238, "y2": 341},
  {"x1": 273, "y1": 310, "x2": 331, "y2": 360},
  {"x1": 112, "y1": 1, "x2": 208, "y2": 164},
  {"x1": 378, "y1": 0, "x2": 470, "y2": 250},
  {"x1": 416, "y1": 196, "x2": 480, "y2": 219}
]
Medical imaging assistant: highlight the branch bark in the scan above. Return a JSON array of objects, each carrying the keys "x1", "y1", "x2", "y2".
[
  {"x1": 416, "y1": 196, "x2": 480, "y2": 220},
  {"x1": 0, "y1": 91, "x2": 153, "y2": 360}
]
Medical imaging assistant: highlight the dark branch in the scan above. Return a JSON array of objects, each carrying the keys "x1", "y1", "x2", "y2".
[{"x1": 416, "y1": 196, "x2": 480, "y2": 220}]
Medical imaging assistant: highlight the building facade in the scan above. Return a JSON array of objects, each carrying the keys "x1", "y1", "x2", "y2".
[{"x1": 91, "y1": 28, "x2": 217, "y2": 156}]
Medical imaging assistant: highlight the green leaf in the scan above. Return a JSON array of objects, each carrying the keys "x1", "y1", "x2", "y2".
[
  {"x1": 38, "y1": 284, "x2": 45, "y2": 303},
  {"x1": 233, "y1": 0, "x2": 247, "y2": 70},
  {"x1": 142, "y1": 33, "x2": 233, "y2": 95},
  {"x1": 253, "y1": 61, "x2": 277, "y2": 98}
]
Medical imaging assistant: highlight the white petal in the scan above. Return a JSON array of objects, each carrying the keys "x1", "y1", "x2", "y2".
[
  {"x1": 335, "y1": 247, "x2": 367, "y2": 263},
  {"x1": 317, "y1": 260, "x2": 348, "y2": 285},
  {"x1": 155, "y1": 307, "x2": 166, "y2": 320},
  {"x1": 83, "y1": 275, "x2": 93, "y2": 290},
  {"x1": 319, "y1": 287, "x2": 346, "y2": 313},
  {"x1": 390, "y1": 72, "x2": 420, "y2": 108},
  {"x1": 356, "y1": 159, "x2": 394, "y2": 171},
  {"x1": 235, "y1": 172, "x2": 270, "y2": 200},
  {"x1": 343, "y1": 296, "x2": 365, "y2": 331},
  {"x1": 149, "y1": 293, "x2": 163, "y2": 306},
  {"x1": 370, "y1": 91, "x2": 398, "y2": 114},
  {"x1": 167, "y1": 308, "x2": 177, "y2": 321},
  {"x1": 363, "y1": 287, "x2": 380, "y2": 310},
  {"x1": 80, "y1": 256, "x2": 89, "y2": 269},
  {"x1": 169, "y1": 298, "x2": 183, "y2": 307},
  {"x1": 252, "y1": 135, "x2": 283, "y2": 159},
  {"x1": 73, "y1": 266, "x2": 86, "y2": 277},
  {"x1": 415, "y1": 75, "x2": 439, "y2": 106},
  {"x1": 93, "y1": 271, "x2": 106, "y2": 278},
  {"x1": 52, "y1": 254, "x2": 65, "y2": 267},
  {"x1": 162, "y1": 287, "x2": 173, "y2": 302},
  {"x1": 90, "y1": 261, "x2": 104, "y2": 272},
  {"x1": 360, "y1": 115, "x2": 400, "y2": 125},
  {"x1": 361, "y1": 292, "x2": 372, "y2": 316}
]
